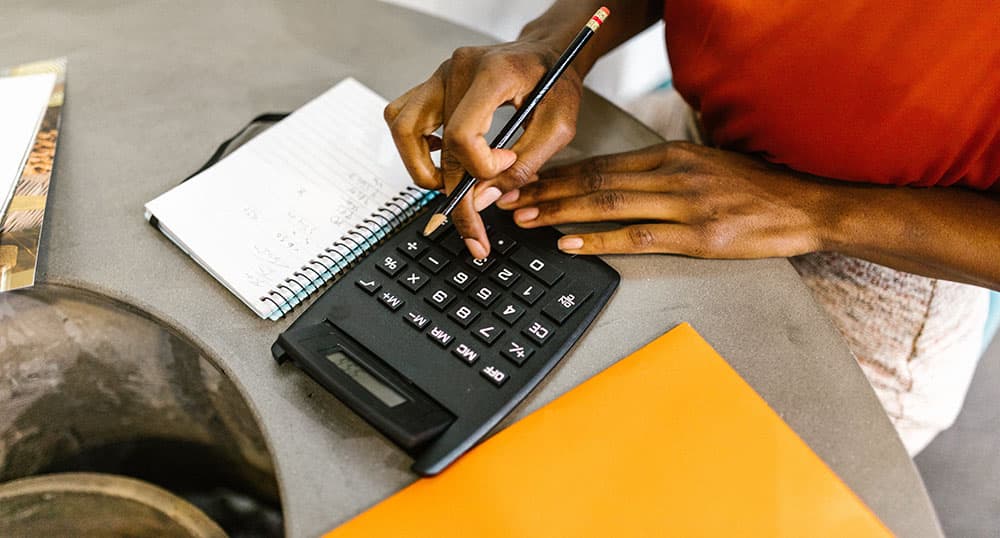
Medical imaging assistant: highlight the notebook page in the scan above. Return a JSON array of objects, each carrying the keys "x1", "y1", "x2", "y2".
[
  {"x1": 0, "y1": 72, "x2": 56, "y2": 217},
  {"x1": 145, "y1": 78, "x2": 414, "y2": 317}
]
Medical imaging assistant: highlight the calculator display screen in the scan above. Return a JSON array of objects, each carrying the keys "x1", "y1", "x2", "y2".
[{"x1": 325, "y1": 352, "x2": 406, "y2": 408}]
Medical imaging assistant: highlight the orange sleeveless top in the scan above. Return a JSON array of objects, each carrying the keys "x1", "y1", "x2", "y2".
[{"x1": 663, "y1": 1, "x2": 1000, "y2": 190}]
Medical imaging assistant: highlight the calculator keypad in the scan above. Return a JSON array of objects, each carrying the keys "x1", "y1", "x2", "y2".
[{"x1": 357, "y1": 226, "x2": 593, "y2": 389}]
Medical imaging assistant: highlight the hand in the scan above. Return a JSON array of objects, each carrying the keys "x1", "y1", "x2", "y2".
[
  {"x1": 496, "y1": 141, "x2": 831, "y2": 258},
  {"x1": 384, "y1": 40, "x2": 583, "y2": 258}
]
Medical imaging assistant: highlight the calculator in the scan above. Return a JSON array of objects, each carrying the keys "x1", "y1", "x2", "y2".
[{"x1": 272, "y1": 205, "x2": 619, "y2": 475}]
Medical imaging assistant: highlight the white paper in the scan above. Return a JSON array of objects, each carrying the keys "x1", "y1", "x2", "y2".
[
  {"x1": 0, "y1": 72, "x2": 56, "y2": 217},
  {"x1": 145, "y1": 78, "x2": 416, "y2": 318}
]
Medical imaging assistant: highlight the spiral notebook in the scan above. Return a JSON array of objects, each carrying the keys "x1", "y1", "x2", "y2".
[{"x1": 144, "y1": 78, "x2": 438, "y2": 320}]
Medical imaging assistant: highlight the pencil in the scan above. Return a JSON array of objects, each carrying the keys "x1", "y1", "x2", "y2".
[{"x1": 423, "y1": 6, "x2": 611, "y2": 237}]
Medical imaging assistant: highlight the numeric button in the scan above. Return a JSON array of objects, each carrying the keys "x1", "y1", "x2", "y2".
[
  {"x1": 424, "y1": 288, "x2": 454, "y2": 311},
  {"x1": 471, "y1": 284, "x2": 501, "y2": 308},
  {"x1": 489, "y1": 265, "x2": 521, "y2": 288},
  {"x1": 445, "y1": 268, "x2": 476, "y2": 291},
  {"x1": 510, "y1": 249, "x2": 563, "y2": 286},
  {"x1": 512, "y1": 278, "x2": 545, "y2": 305},
  {"x1": 472, "y1": 321, "x2": 504, "y2": 345},
  {"x1": 493, "y1": 302, "x2": 526, "y2": 325},
  {"x1": 448, "y1": 303, "x2": 480, "y2": 328},
  {"x1": 465, "y1": 255, "x2": 497, "y2": 273}
]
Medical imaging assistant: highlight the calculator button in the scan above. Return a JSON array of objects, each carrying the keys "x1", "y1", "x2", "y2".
[
  {"x1": 445, "y1": 268, "x2": 476, "y2": 291},
  {"x1": 472, "y1": 322, "x2": 504, "y2": 345},
  {"x1": 403, "y1": 310, "x2": 431, "y2": 330},
  {"x1": 376, "y1": 254, "x2": 407, "y2": 277},
  {"x1": 490, "y1": 233, "x2": 517, "y2": 255},
  {"x1": 424, "y1": 288, "x2": 454, "y2": 310},
  {"x1": 510, "y1": 249, "x2": 563, "y2": 286},
  {"x1": 452, "y1": 343, "x2": 481, "y2": 365},
  {"x1": 448, "y1": 303, "x2": 480, "y2": 328},
  {"x1": 378, "y1": 291, "x2": 405, "y2": 311},
  {"x1": 399, "y1": 270, "x2": 429, "y2": 293},
  {"x1": 471, "y1": 284, "x2": 501, "y2": 308},
  {"x1": 501, "y1": 338, "x2": 535, "y2": 366},
  {"x1": 465, "y1": 255, "x2": 496, "y2": 273},
  {"x1": 523, "y1": 319, "x2": 554, "y2": 346},
  {"x1": 493, "y1": 302, "x2": 526, "y2": 325},
  {"x1": 419, "y1": 252, "x2": 449, "y2": 274},
  {"x1": 439, "y1": 232, "x2": 466, "y2": 255},
  {"x1": 427, "y1": 325, "x2": 455, "y2": 347},
  {"x1": 480, "y1": 365, "x2": 509, "y2": 387},
  {"x1": 541, "y1": 283, "x2": 593, "y2": 324},
  {"x1": 355, "y1": 278, "x2": 381, "y2": 295},
  {"x1": 398, "y1": 238, "x2": 429, "y2": 259},
  {"x1": 512, "y1": 279, "x2": 546, "y2": 305},
  {"x1": 489, "y1": 265, "x2": 521, "y2": 288}
]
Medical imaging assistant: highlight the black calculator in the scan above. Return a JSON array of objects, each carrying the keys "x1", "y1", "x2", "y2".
[{"x1": 272, "y1": 205, "x2": 619, "y2": 475}]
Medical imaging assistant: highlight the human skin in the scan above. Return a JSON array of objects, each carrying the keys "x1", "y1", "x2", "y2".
[{"x1": 385, "y1": 0, "x2": 1000, "y2": 290}]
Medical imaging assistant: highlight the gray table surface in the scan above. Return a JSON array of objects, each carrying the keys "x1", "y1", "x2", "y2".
[{"x1": 2, "y1": 1, "x2": 941, "y2": 536}]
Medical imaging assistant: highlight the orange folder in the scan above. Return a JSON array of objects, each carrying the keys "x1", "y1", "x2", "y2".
[{"x1": 327, "y1": 323, "x2": 891, "y2": 537}]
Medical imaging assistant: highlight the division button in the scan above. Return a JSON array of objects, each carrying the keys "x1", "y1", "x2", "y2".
[
  {"x1": 376, "y1": 254, "x2": 407, "y2": 277},
  {"x1": 403, "y1": 310, "x2": 431, "y2": 330},
  {"x1": 399, "y1": 269, "x2": 430, "y2": 292},
  {"x1": 471, "y1": 321, "x2": 505, "y2": 345},
  {"x1": 378, "y1": 291, "x2": 405, "y2": 311},
  {"x1": 512, "y1": 278, "x2": 546, "y2": 305},
  {"x1": 541, "y1": 283, "x2": 593, "y2": 324},
  {"x1": 523, "y1": 319, "x2": 554, "y2": 345},
  {"x1": 427, "y1": 325, "x2": 454, "y2": 347},
  {"x1": 501, "y1": 338, "x2": 535, "y2": 366},
  {"x1": 355, "y1": 278, "x2": 381, "y2": 295},
  {"x1": 480, "y1": 365, "x2": 509, "y2": 387},
  {"x1": 398, "y1": 238, "x2": 429, "y2": 259},
  {"x1": 452, "y1": 343, "x2": 481, "y2": 365}
]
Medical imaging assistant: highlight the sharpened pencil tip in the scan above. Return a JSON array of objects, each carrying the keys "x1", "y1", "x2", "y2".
[{"x1": 423, "y1": 214, "x2": 448, "y2": 237}]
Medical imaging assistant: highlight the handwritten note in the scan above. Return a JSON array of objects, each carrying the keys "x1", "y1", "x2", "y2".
[{"x1": 145, "y1": 78, "x2": 416, "y2": 318}]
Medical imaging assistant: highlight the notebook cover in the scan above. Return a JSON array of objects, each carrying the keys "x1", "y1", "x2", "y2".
[{"x1": 327, "y1": 323, "x2": 892, "y2": 537}]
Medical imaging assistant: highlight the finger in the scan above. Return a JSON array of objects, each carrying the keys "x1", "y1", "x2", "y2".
[
  {"x1": 442, "y1": 69, "x2": 521, "y2": 181},
  {"x1": 512, "y1": 191, "x2": 693, "y2": 228},
  {"x1": 556, "y1": 224, "x2": 701, "y2": 255},
  {"x1": 539, "y1": 145, "x2": 666, "y2": 180},
  {"x1": 449, "y1": 192, "x2": 490, "y2": 258},
  {"x1": 497, "y1": 171, "x2": 680, "y2": 209},
  {"x1": 387, "y1": 74, "x2": 446, "y2": 189},
  {"x1": 474, "y1": 88, "x2": 580, "y2": 204}
]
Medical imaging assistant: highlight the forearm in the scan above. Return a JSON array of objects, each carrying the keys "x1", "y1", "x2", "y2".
[
  {"x1": 519, "y1": 0, "x2": 664, "y2": 77},
  {"x1": 819, "y1": 183, "x2": 1000, "y2": 290}
]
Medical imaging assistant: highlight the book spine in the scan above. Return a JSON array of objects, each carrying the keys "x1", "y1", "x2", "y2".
[{"x1": 260, "y1": 186, "x2": 439, "y2": 319}]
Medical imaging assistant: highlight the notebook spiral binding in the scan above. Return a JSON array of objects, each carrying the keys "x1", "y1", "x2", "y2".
[{"x1": 260, "y1": 186, "x2": 439, "y2": 320}]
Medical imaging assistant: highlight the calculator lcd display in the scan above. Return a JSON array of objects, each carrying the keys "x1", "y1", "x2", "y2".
[{"x1": 325, "y1": 351, "x2": 406, "y2": 408}]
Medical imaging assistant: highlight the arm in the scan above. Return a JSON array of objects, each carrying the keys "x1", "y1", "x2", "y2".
[
  {"x1": 495, "y1": 141, "x2": 1000, "y2": 290},
  {"x1": 385, "y1": 1, "x2": 664, "y2": 258}
]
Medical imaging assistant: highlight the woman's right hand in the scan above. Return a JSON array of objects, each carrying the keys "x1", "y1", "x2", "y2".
[{"x1": 384, "y1": 39, "x2": 584, "y2": 258}]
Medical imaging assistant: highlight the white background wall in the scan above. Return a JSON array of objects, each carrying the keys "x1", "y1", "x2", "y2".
[{"x1": 381, "y1": 0, "x2": 671, "y2": 107}]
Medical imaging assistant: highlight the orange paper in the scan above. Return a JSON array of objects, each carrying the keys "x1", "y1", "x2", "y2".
[{"x1": 328, "y1": 323, "x2": 891, "y2": 537}]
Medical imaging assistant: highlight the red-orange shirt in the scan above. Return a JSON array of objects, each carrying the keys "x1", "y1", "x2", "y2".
[{"x1": 663, "y1": 1, "x2": 1000, "y2": 190}]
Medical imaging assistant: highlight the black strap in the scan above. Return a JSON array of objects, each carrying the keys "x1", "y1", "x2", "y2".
[{"x1": 183, "y1": 112, "x2": 291, "y2": 182}]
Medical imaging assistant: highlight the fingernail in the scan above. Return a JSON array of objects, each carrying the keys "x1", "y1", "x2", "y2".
[
  {"x1": 464, "y1": 238, "x2": 487, "y2": 258},
  {"x1": 497, "y1": 189, "x2": 520, "y2": 205},
  {"x1": 558, "y1": 236, "x2": 584, "y2": 251},
  {"x1": 514, "y1": 207, "x2": 538, "y2": 223},
  {"x1": 473, "y1": 186, "x2": 502, "y2": 211}
]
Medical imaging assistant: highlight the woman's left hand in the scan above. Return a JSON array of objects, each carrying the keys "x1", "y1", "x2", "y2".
[{"x1": 493, "y1": 141, "x2": 833, "y2": 258}]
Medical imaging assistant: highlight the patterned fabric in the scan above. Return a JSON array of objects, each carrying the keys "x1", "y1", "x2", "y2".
[{"x1": 627, "y1": 88, "x2": 991, "y2": 455}]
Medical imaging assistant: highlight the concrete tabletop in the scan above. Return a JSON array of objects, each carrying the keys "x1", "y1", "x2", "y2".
[{"x1": 2, "y1": 1, "x2": 940, "y2": 536}]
